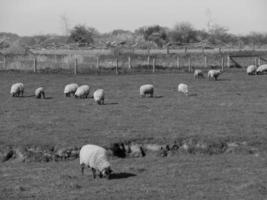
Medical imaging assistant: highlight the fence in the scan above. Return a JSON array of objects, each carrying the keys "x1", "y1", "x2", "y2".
[{"x1": 0, "y1": 48, "x2": 266, "y2": 74}]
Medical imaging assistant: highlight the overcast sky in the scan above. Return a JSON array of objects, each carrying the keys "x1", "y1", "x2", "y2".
[{"x1": 0, "y1": 0, "x2": 266, "y2": 36}]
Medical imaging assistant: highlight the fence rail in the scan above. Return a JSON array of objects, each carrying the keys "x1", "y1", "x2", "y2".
[{"x1": 0, "y1": 49, "x2": 266, "y2": 74}]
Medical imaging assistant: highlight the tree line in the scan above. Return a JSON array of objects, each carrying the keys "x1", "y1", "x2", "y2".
[{"x1": 1, "y1": 22, "x2": 267, "y2": 51}]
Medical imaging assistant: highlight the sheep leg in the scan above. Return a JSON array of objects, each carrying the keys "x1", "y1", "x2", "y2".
[
  {"x1": 80, "y1": 163, "x2": 85, "y2": 175},
  {"x1": 92, "y1": 168, "x2": 96, "y2": 179}
]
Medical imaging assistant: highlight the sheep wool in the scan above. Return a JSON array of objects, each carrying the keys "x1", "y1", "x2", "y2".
[
  {"x1": 256, "y1": 64, "x2": 267, "y2": 75},
  {"x1": 10, "y1": 83, "x2": 24, "y2": 97},
  {"x1": 64, "y1": 83, "x2": 79, "y2": 97},
  {"x1": 79, "y1": 144, "x2": 111, "y2": 178},
  {"x1": 208, "y1": 70, "x2": 221, "y2": 80},
  {"x1": 194, "y1": 69, "x2": 204, "y2": 79},
  {"x1": 93, "y1": 89, "x2": 104, "y2": 105},
  {"x1": 35, "y1": 87, "x2": 45, "y2": 99},
  {"x1": 140, "y1": 84, "x2": 154, "y2": 97},
  {"x1": 75, "y1": 85, "x2": 90, "y2": 98},
  {"x1": 178, "y1": 83, "x2": 188, "y2": 95},
  {"x1": 247, "y1": 65, "x2": 257, "y2": 75}
]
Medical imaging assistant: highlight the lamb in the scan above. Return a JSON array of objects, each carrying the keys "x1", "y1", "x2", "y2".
[
  {"x1": 35, "y1": 87, "x2": 45, "y2": 99},
  {"x1": 79, "y1": 144, "x2": 112, "y2": 179},
  {"x1": 246, "y1": 65, "x2": 257, "y2": 75},
  {"x1": 194, "y1": 69, "x2": 204, "y2": 79},
  {"x1": 208, "y1": 69, "x2": 222, "y2": 80},
  {"x1": 140, "y1": 84, "x2": 154, "y2": 97},
  {"x1": 256, "y1": 64, "x2": 267, "y2": 75},
  {"x1": 64, "y1": 83, "x2": 79, "y2": 97},
  {"x1": 74, "y1": 85, "x2": 90, "y2": 98},
  {"x1": 93, "y1": 89, "x2": 104, "y2": 105},
  {"x1": 178, "y1": 83, "x2": 188, "y2": 96},
  {"x1": 10, "y1": 83, "x2": 24, "y2": 97}
]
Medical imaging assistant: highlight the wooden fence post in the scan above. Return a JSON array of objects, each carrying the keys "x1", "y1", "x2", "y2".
[
  {"x1": 147, "y1": 55, "x2": 150, "y2": 66},
  {"x1": 128, "y1": 56, "x2": 132, "y2": 69},
  {"x1": 176, "y1": 56, "x2": 180, "y2": 69},
  {"x1": 204, "y1": 55, "x2": 207, "y2": 68},
  {"x1": 227, "y1": 56, "x2": 231, "y2": 68},
  {"x1": 3, "y1": 55, "x2": 6, "y2": 69},
  {"x1": 188, "y1": 56, "x2": 191, "y2": 72},
  {"x1": 96, "y1": 56, "x2": 100, "y2": 73},
  {"x1": 33, "y1": 57, "x2": 37, "y2": 72},
  {"x1": 258, "y1": 57, "x2": 261, "y2": 66},
  {"x1": 115, "y1": 57, "x2": 119, "y2": 74},
  {"x1": 254, "y1": 57, "x2": 258, "y2": 67},
  {"x1": 221, "y1": 56, "x2": 224, "y2": 71},
  {"x1": 152, "y1": 58, "x2": 155, "y2": 73},
  {"x1": 74, "y1": 58, "x2": 77, "y2": 75}
]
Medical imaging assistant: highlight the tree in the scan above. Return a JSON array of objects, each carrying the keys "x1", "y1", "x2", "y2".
[
  {"x1": 169, "y1": 22, "x2": 198, "y2": 43},
  {"x1": 135, "y1": 25, "x2": 169, "y2": 48},
  {"x1": 68, "y1": 25, "x2": 97, "y2": 46}
]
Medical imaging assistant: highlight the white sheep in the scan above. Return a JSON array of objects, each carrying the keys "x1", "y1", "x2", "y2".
[
  {"x1": 74, "y1": 85, "x2": 90, "y2": 98},
  {"x1": 64, "y1": 83, "x2": 79, "y2": 97},
  {"x1": 79, "y1": 144, "x2": 112, "y2": 179},
  {"x1": 140, "y1": 84, "x2": 154, "y2": 97},
  {"x1": 208, "y1": 69, "x2": 222, "y2": 80},
  {"x1": 178, "y1": 83, "x2": 188, "y2": 95},
  {"x1": 93, "y1": 89, "x2": 104, "y2": 105},
  {"x1": 10, "y1": 83, "x2": 24, "y2": 97},
  {"x1": 247, "y1": 65, "x2": 257, "y2": 75},
  {"x1": 256, "y1": 64, "x2": 267, "y2": 75},
  {"x1": 35, "y1": 87, "x2": 45, "y2": 99},
  {"x1": 194, "y1": 69, "x2": 204, "y2": 79}
]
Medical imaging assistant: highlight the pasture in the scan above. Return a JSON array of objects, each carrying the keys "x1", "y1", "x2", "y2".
[{"x1": 1, "y1": 70, "x2": 267, "y2": 199}]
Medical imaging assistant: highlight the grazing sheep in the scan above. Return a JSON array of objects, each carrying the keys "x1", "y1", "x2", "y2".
[
  {"x1": 35, "y1": 87, "x2": 45, "y2": 99},
  {"x1": 64, "y1": 83, "x2": 79, "y2": 97},
  {"x1": 74, "y1": 85, "x2": 90, "y2": 98},
  {"x1": 194, "y1": 69, "x2": 204, "y2": 79},
  {"x1": 10, "y1": 83, "x2": 24, "y2": 97},
  {"x1": 79, "y1": 144, "x2": 112, "y2": 179},
  {"x1": 256, "y1": 64, "x2": 267, "y2": 75},
  {"x1": 140, "y1": 84, "x2": 154, "y2": 97},
  {"x1": 208, "y1": 69, "x2": 222, "y2": 80},
  {"x1": 178, "y1": 83, "x2": 188, "y2": 95},
  {"x1": 247, "y1": 65, "x2": 257, "y2": 75},
  {"x1": 93, "y1": 89, "x2": 104, "y2": 105}
]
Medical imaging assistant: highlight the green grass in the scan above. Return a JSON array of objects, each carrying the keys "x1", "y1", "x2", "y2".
[
  {"x1": 1, "y1": 70, "x2": 267, "y2": 147},
  {"x1": 1, "y1": 70, "x2": 267, "y2": 199},
  {"x1": 1, "y1": 153, "x2": 267, "y2": 200}
]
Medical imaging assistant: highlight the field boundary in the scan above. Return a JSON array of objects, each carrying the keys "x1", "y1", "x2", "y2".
[{"x1": 0, "y1": 48, "x2": 266, "y2": 74}]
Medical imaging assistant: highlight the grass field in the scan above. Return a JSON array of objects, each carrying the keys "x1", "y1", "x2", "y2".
[{"x1": 1, "y1": 70, "x2": 267, "y2": 199}]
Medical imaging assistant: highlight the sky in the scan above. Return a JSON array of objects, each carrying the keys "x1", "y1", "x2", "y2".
[{"x1": 0, "y1": 0, "x2": 266, "y2": 36}]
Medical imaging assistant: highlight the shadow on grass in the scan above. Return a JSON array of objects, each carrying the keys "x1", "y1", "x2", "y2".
[
  {"x1": 20, "y1": 95, "x2": 35, "y2": 98},
  {"x1": 153, "y1": 95, "x2": 163, "y2": 98},
  {"x1": 104, "y1": 102, "x2": 119, "y2": 105},
  {"x1": 217, "y1": 78, "x2": 231, "y2": 81},
  {"x1": 109, "y1": 172, "x2": 136, "y2": 180},
  {"x1": 44, "y1": 97, "x2": 53, "y2": 100}
]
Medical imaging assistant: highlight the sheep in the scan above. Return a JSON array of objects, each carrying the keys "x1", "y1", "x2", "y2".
[
  {"x1": 10, "y1": 83, "x2": 24, "y2": 97},
  {"x1": 64, "y1": 83, "x2": 79, "y2": 97},
  {"x1": 74, "y1": 85, "x2": 90, "y2": 98},
  {"x1": 140, "y1": 84, "x2": 154, "y2": 97},
  {"x1": 35, "y1": 87, "x2": 45, "y2": 99},
  {"x1": 256, "y1": 64, "x2": 267, "y2": 75},
  {"x1": 178, "y1": 83, "x2": 188, "y2": 96},
  {"x1": 79, "y1": 144, "x2": 112, "y2": 179},
  {"x1": 194, "y1": 69, "x2": 204, "y2": 79},
  {"x1": 246, "y1": 65, "x2": 257, "y2": 75},
  {"x1": 93, "y1": 89, "x2": 104, "y2": 105},
  {"x1": 208, "y1": 69, "x2": 222, "y2": 80}
]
